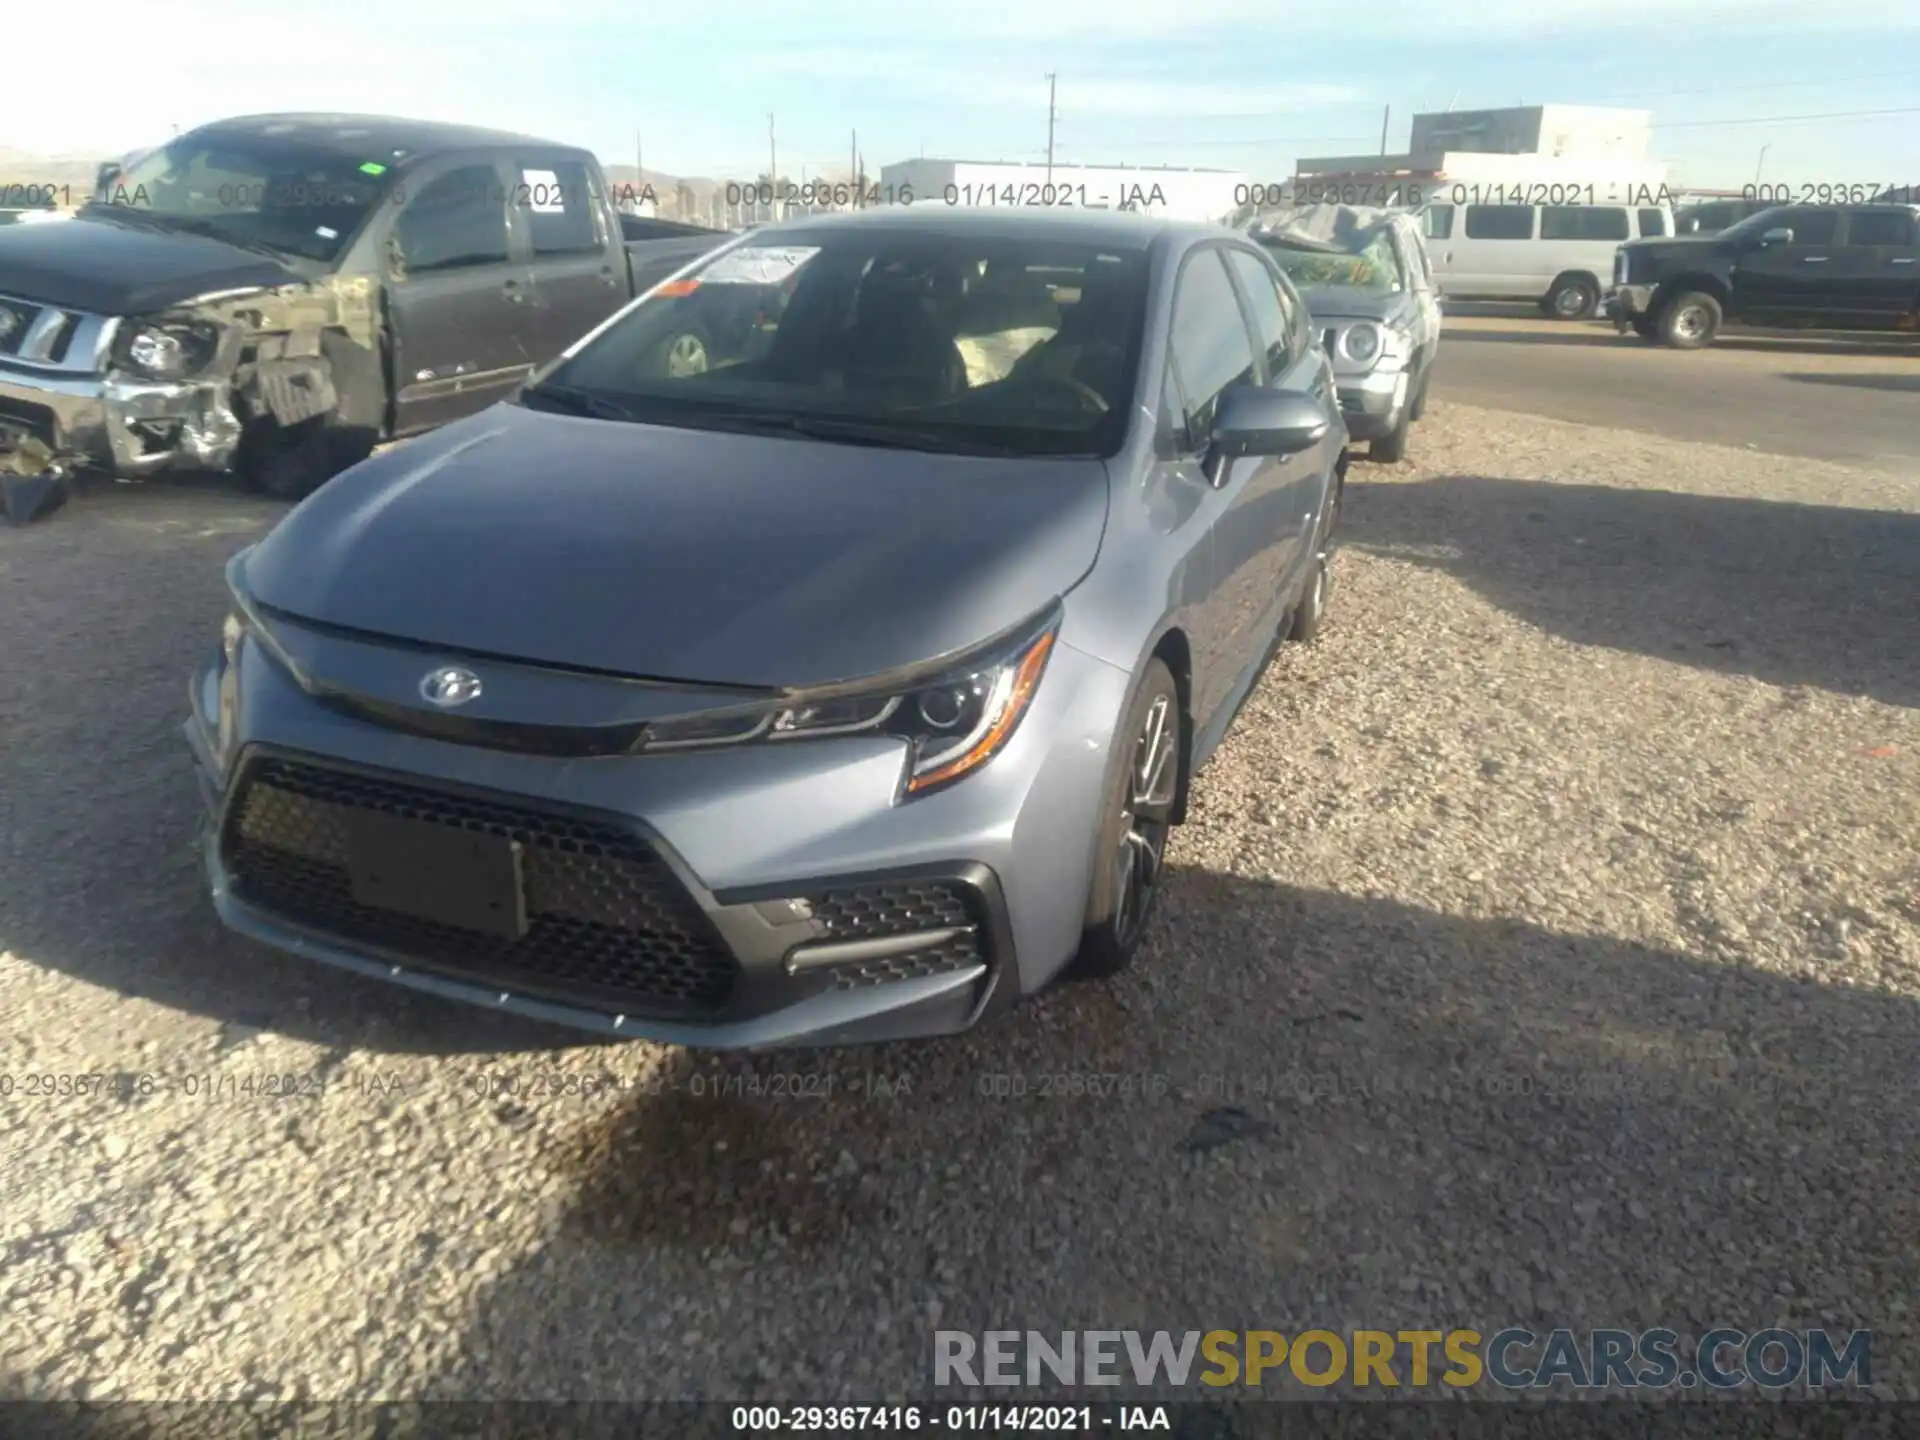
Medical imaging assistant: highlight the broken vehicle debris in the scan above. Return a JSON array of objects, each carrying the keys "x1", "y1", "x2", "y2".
[{"x1": 0, "y1": 113, "x2": 732, "y2": 519}]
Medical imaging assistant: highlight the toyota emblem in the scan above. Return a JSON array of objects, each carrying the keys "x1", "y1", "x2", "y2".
[{"x1": 420, "y1": 665, "x2": 483, "y2": 707}]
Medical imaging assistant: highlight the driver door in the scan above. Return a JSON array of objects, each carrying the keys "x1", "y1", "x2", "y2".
[
  {"x1": 1732, "y1": 207, "x2": 1841, "y2": 323},
  {"x1": 377, "y1": 157, "x2": 543, "y2": 435}
]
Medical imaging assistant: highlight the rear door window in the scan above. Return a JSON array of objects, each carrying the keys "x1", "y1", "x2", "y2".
[
  {"x1": 1637, "y1": 208, "x2": 1669, "y2": 237},
  {"x1": 1225, "y1": 248, "x2": 1296, "y2": 376},
  {"x1": 1843, "y1": 209, "x2": 1915, "y2": 246},
  {"x1": 518, "y1": 158, "x2": 602, "y2": 256},
  {"x1": 1540, "y1": 207, "x2": 1630, "y2": 241},
  {"x1": 1464, "y1": 205, "x2": 1535, "y2": 240},
  {"x1": 1423, "y1": 205, "x2": 1454, "y2": 241}
]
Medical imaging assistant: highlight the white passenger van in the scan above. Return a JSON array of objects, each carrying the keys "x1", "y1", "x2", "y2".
[{"x1": 1420, "y1": 201, "x2": 1674, "y2": 317}]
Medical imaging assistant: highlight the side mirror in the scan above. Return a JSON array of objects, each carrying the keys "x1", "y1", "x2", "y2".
[
  {"x1": 384, "y1": 235, "x2": 409, "y2": 279},
  {"x1": 1209, "y1": 385, "x2": 1331, "y2": 464},
  {"x1": 1761, "y1": 227, "x2": 1794, "y2": 246}
]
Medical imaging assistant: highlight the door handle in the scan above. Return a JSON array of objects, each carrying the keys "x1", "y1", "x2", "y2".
[
  {"x1": 1892, "y1": 257, "x2": 1915, "y2": 265},
  {"x1": 1800, "y1": 256, "x2": 1830, "y2": 264}
]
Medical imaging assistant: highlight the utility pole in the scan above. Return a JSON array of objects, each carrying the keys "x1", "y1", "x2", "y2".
[
  {"x1": 1045, "y1": 73, "x2": 1058, "y2": 187},
  {"x1": 634, "y1": 130, "x2": 643, "y2": 212},
  {"x1": 851, "y1": 129, "x2": 859, "y2": 208},
  {"x1": 1379, "y1": 105, "x2": 1390, "y2": 156},
  {"x1": 1753, "y1": 144, "x2": 1770, "y2": 185},
  {"x1": 767, "y1": 113, "x2": 778, "y2": 220}
]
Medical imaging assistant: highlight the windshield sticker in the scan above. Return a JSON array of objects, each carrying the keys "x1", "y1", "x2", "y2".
[
  {"x1": 519, "y1": 169, "x2": 566, "y2": 214},
  {"x1": 698, "y1": 246, "x2": 821, "y2": 285},
  {"x1": 357, "y1": 161, "x2": 387, "y2": 176}
]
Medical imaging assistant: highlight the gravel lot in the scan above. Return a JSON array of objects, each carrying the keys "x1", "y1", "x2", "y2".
[{"x1": 2, "y1": 401, "x2": 1917, "y2": 1405}]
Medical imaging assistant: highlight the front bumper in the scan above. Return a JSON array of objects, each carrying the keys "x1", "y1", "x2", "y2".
[
  {"x1": 1334, "y1": 365, "x2": 1411, "y2": 442},
  {"x1": 1607, "y1": 284, "x2": 1657, "y2": 330},
  {"x1": 184, "y1": 627, "x2": 1132, "y2": 1049},
  {"x1": 0, "y1": 362, "x2": 243, "y2": 477}
]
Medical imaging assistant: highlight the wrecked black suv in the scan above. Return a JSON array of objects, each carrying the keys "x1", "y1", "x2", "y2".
[{"x1": 0, "y1": 113, "x2": 729, "y2": 518}]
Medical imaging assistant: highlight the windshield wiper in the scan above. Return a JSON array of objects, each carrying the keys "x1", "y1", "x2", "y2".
[
  {"x1": 518, "y1": 382, "x2": 645, "y2": 422},
  {"x1": 674, "y1": 410, "x2": 1024, "y2": 457}
]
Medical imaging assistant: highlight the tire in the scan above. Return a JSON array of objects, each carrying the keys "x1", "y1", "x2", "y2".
[
  {"x1": 1660, "y1": 290, "x2": 1722, "y2": 350},
  {"x1": 1288, "y1": 532, "x2": 1333, "y2": 645},
  {"x1": 1408, "y1": 365, "x2": 1431, "y2": 421},
  {"x1": 1071, "y1": 657, "x2": 1182, "y2": 979},
  {"x1": 654, "y1": 326, "x2": 713, "y2": 378},
  {"x1": 1630, "y1": 317, "x2": 1659, "y2": 341},
  {"x1": 1367, "y1": 399, "x2": 1411, "y2": 463},
  {"x1": 240, "y1": 420, "x2": 368, "y2": 502},
  {"x1": 1545, "y1": 274, "x2": 1601, "y2": 320}
]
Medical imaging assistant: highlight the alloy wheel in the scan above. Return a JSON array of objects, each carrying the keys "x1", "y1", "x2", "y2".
[
  {"x1": 665, "y1": 333, "x2": 710, "y2": 377},
  {"x1": 1111, "y1": 693, "x2": 1179, "y2": 949}
]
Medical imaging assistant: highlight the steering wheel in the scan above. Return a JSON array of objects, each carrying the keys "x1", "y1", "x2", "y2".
[{"x1": 1029, "y1": 374, "x2": 1111, "y2": 414}]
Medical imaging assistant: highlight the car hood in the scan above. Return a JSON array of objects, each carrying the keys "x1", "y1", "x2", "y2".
[
  {"x1": 1619, "y1": 234, "x2": 1724, "y2": 256},
  {"x1": 240, "y1": 404, "x2": 1112, "y2": 689},
  {"x1": 0, "y1": 211, "x2": 302, "y2": 314},
  {"x1": 1293, "y1": 287, "x2": 1409, "y2": 324}
]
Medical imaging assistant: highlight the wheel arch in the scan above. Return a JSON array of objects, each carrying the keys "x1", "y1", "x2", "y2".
[{"x1": 1653, "y1": 273, "x2": 1731, "y2": 309}]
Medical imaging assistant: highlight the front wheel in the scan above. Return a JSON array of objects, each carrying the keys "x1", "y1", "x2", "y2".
[
  {"x1": 239, "y1": 420, "x2": 371, "y2": 502},
  {"x1": 1544, "y1": 275, "x2": 1600, "y2": 319},
  {"x1": 1660, "y1": 291, "x2": 1722, "y2": 349},
  {"x1": 1071, "y1": 658, "x2": 1182, "y2": 979},
  {"x1": 1288, "y1": 538, "x2": 1333, "y2": 645},
  {"x1": 1367, "y1": 399, "x2": 1411, "y2": 463}
]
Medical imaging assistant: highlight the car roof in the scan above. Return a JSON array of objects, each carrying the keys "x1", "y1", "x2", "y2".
[
  {"x1": 185, "y1": 113, "x2": 578, "y2": 164},
  {"x1": 752, "y1": 204, "x2": 1239, "y2": 253}
]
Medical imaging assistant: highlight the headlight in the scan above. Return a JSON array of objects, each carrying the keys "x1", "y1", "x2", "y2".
[
  {"x1": 116, "y1": 320, "x2": 221, "y2": 381},
  {"x1": 643, "y1": 612, "x2": 1060, "y2": 796},
  {"x1": 1338, "y1": 322, "x2": 1383, "y2": 366}
]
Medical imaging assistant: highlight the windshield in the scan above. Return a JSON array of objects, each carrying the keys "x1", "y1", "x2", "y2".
[
  {"x1": 1257, "y1": 229, "x2": 1402, "y2": 295},
  {"x1": 1707, "y1": 206, "x2": 1792, "y2": 244},
  {"x1": 87, "y1": 135, "x2": 395, "y2": 263},
  {"x1": 534, "y1": 230, "x2": 1150, "y2": 458}
]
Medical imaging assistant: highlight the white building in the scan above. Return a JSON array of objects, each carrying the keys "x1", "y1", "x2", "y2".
[
  {"x1": 1297, "y1": 105, "x2": 1670, "y2": 199},
  {"x1": 879, "y1": 159, "x2": 1249, "y2": 225}
]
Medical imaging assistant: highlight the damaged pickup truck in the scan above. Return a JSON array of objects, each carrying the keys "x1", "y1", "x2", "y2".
[{"x1": 0, "y1": 113, "x2": 733, "y2": 521}]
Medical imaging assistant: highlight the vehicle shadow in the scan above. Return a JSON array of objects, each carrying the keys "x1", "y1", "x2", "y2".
[
  {"x1": 407, "y1": 866, "x2": 1920, "y2": 1401},
  {"x1": 0, "y1": 483, "x2": 588, "y2": 1058},
  {"x1": 1447, "y1": 326, "x2": 1920, "y2": 357},
  {"x1": 1782, "y1": 373, "x2": 1920, "y2": 394},
  {"x1": 1344, "y1": 473, "x2": 1920, "y2": 710}
]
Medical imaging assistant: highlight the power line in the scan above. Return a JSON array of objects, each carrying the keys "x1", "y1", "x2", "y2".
[{"x1": 1653, "y1": 105, "x2": 1920, "y2": 128}]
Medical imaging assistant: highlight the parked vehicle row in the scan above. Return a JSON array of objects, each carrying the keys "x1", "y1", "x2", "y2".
[
  {"x1": 0, "y1": 113, "x2": 733, "y2": 514},
  {"x1": 1608, "y1": 202, "x2": 1920, "y2": 348}
]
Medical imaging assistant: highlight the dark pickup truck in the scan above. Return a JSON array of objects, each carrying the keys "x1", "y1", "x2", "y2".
[
  {"x1": 1609, "y1": 202, "x2": 1920, "y2": 349},
  {"x1": 0, "y1": 113, "x2": 734, "y2": 518}
]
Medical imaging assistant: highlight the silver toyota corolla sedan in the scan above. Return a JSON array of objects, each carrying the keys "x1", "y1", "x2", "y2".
[{"x1": 185, "y1": 206, "x2": 1348, "y2": 1049}]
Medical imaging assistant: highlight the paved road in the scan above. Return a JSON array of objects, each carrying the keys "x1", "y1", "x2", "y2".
[{"x1": 1433, "y1": 308, "x2": 1920, "y2": 471}]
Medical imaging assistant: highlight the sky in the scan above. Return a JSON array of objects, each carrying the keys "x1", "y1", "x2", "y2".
[{"x1": 8, "y1": 0, "x2": 1917, "y2": 189}]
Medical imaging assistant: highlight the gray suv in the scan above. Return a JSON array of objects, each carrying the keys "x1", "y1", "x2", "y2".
[{"x1": 1252, "y1": 205, "x2": 1442, "y2": 463}]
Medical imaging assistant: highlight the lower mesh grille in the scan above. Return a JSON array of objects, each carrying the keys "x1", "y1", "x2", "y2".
[
  {"x1": 808, "y1": 880, "x2": 987, "y2": 990},
  {"x1": 221, "y1": 756, "x2": 737, "y2": 1016}
]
